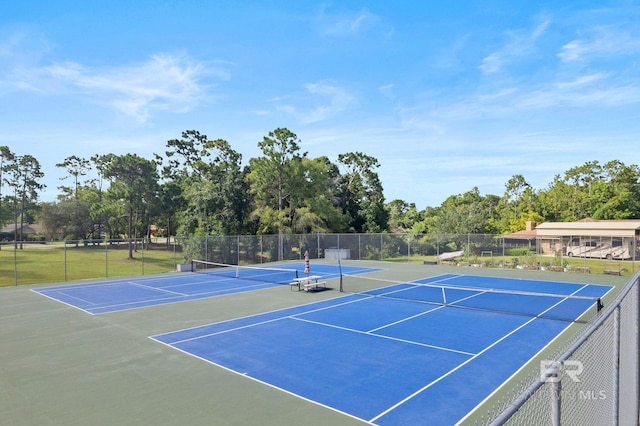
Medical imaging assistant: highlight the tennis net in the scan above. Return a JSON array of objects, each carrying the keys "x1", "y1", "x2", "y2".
[
  {"x1": 340, "y1": 273, "x2": 604, "y2": 323},
  {"x1": 192, "y1": 260, "x2": 299, "y2": 285}
]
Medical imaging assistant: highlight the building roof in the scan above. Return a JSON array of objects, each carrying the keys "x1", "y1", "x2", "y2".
[
  {"x1": 535, "y1": 220, "x2": 640, "y2": 237},
  {"x1": 503, "y1": 221, "x2": 538, "y2": 240},
  {"x1": 502, "y1": 219, "x2": 640, "y2": 239},
  {"x1": 504, "y1": 228, "x2": 537, "y2": 240},
  {"x1": 0, "y1": 223, "x2": 42, "y2": 234}
]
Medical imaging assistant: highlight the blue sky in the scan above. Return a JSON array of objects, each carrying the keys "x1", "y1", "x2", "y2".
[{"x1": 1, "y1": 1, "x2": 639, "y2": 209}]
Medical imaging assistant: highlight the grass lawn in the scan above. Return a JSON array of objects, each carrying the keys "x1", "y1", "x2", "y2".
[
  {"x1": 2, "y1": 242, "x2": 636, "y2": 287},
  {"x1": 387, "y1": 254, "x2": 636, "y2": 276},
  {"x1": 0, "y1": 242, "x2": 180, "y2": 287}
]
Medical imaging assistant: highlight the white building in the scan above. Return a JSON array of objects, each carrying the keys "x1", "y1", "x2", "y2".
[{"x1": 534, "y1": 219, "x2": 640, "y2": 260}]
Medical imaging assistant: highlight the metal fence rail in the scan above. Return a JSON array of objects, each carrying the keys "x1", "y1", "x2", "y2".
[
  {"x1": 1, "y1": 233, "x2": 639, "y2": 286},
  {"x1": 482, "y1": 271, "x2": 639, "y2": 426}
]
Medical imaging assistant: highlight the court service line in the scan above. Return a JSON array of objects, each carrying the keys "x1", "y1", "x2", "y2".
[
  {"x1": 87, "y1": 281, "x2": 279, "y2": 313},
  {"x1": 163, "y1": 292, "x2": 394, "y2": 344},
  {"x1": 129, "y1": 281, "x2": 189, "y2": 296},
  {"x1": 183, "y1": 281, "x2": 276, "y2": 296},
  {"x1": 366, "y1": 306, "x2": 443, "y2": 333},
  {"x1": 56, "y1": 291, "x2": 98, "y2": 306},
  {"x1": 161, "y1": 276, "x2": 238, "y2": 289},
  {"x1": 369, "y1": 284, "x2": 591, "y2": 423},
  {"x1": 86, "y1": 294, "x2": 189, "y2": 311},
  {"x1": 366, "y1": 288, "x2": 491, "y2": 333},
  {"x1": 291, "y1": 316, "x2": 476, "y2": 356}
]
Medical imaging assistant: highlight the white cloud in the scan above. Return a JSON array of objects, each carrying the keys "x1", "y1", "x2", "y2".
[
  {"x1": 558, "y1": 27, "x2": 640, "y2": 62},
  {"x1": 531, "y1": 18, "x2": 551, "y2": 40},
  {"x1": 479, "y1": 52, "x2": 505, "y2": 75},
  {"x1": 401, "y1": 71, "x2": 639, "y2": 124},
  {"x1": 274, "y1": 80, "x2": 356, "y2": 124},
  {"x1": 315, "y1": 5, "x2": 396, "y2": 40},
  {"x1": 378, "y1": 83, "x2": 395, "y2": 98},
  {"x1": 1, "y1": 40, "x2": 219, "y2": 122},
  {"x1": 517, "y1": 81, "x2": 640, "y2": 110},
  {"x1": 318, "y1": 7, "x2": 377, "y2": 36},
  {"x1": 0, "y1": 30, "x2": 55, "y2": 94},
  {"x1": 42, "y1": 53, "x2": 215, "y2": 122},
  {"x1": 556, "y1": 73, "x2": 606, "y2": 89},
  {"x1": 479, "y1": 17, "x2": 551, "y2": 75}
]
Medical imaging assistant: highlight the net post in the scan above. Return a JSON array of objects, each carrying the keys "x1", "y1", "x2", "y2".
[{"x1": 338, "y1": 257, "x2": 343, "y2": 292}]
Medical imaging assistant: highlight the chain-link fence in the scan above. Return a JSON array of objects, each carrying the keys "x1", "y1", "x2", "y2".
[
  {"x1": 478, "y1": 270, "x2": 639, "y2": 426},
  {"x1": 0, "y1": 238, "x2": 183, "y2": 286},
  {"x1": 1, "y1": 233, "x2": 638, "y2": 286}
]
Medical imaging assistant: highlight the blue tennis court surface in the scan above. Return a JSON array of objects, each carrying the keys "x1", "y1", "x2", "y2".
[
  {"x1": 33, "y1": 263, "x2": 377, "y2": 314},
  {"x1": 151, "y1": 274, "x2": 612, "y2": 425}
]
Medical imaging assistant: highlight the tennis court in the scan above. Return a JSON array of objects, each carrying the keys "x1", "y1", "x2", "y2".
[
  {"x1": 32, "y1": 262, "x2": 378, "y2": 314},
  {"x1": 5, "y1": 261, "x2": 625, "y2": 425},
  {"x1": 151, "y1": 273, "x2": 611, "y2": 425}
]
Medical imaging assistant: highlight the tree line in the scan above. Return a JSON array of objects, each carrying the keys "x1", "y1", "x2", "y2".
[{"x1": 2, "y1": 129, "x2": 640, "y2": 255}]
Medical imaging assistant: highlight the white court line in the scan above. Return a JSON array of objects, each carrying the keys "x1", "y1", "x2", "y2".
[
  {"x1": 160, "y1": 293, "x2": 386, "y2": 345},
  {"x1": 166, "y1": 316, "x2": 290, "y2": 345},
  {"x1": 128, "y1": 281, "x2": 188, "y2": 296},
  {"x1": 164, "y1": 289, "x2": 481, "y2": 352},
  {"x1": 291, "y1": 315, "x2": 475, "y2": 356},
  {"x1": 84, "y1": 281, "x2": 277, "y2": 313},
  {"x1": 29, "y1": 290, "x2": 95, "y2": 315},
  {"x1": 39, "y1": 280, "x2": 189, "y2": 312},
  {"x1": 56, "y1": 291, "x2": 99, "y2": 306},
  {"x1": 368, "y1": 283, "x2": 591, "y2": 424},
  {"x1": 366, "y1": 286, "x2": 490, "y2": 333},
  {"x1": 148, "y1": 336, "x2": 372, "y2": 425}
]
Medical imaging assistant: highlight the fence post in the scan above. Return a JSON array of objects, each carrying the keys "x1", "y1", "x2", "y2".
[
  {"x1": 636, "y1": 284, "x2": 640, "y2": 426},
  {"x1": 545, "y1": 361, "x2": 562, "y2": 426},
  {"x1": 613, "y1": 306, "x2": 620, "y2": 425},
  {"x1": 551, "y1": 378, "x2": 561, "y2": 426},
  {"x1": 64, "y1": 241, "x2": 67, "y2": 282},
  {"x1": 105, "y1": 239, "x2": 108, "y2": 278}
]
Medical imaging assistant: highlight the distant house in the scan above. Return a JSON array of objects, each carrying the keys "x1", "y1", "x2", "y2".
[
  {"x1": 503, "y1": 221, "x2": 538, "y2": 248},
  {"x1": 505, "y1": 219, "x2": 640, "y2": 260},
  {"x1": 0, "y1": 223, "x2": 42, "y2": 235}
]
